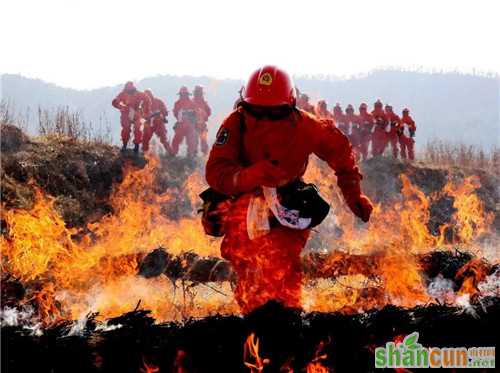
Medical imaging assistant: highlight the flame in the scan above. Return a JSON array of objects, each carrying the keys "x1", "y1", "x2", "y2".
[
  {"x1": 140, "y1": 358, "x2": 159, "y2": 373},
  {"x1": 1, "y1": 155, "x2": 496, "y2": 324},
  {"x1": 306, "y1": 339, "x2": 331, "y2": 373},
  {"x1": 244, "y1": 333, "x2": 270, "y2": 372},
  {"x1": 1, "y1": 155, "x2": 234, "y2": 324}
]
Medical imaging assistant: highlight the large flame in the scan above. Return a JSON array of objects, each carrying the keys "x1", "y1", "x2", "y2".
[{"x1": 1, "y1": 156, "x2": 496, "y2": 325}]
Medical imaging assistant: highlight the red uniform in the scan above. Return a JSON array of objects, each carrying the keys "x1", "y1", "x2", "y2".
[
  {"x1": 297, "y1": 95, "x2": 315, "y2": 114},
  {"x1": 142, "y1": 91, "x2": 172, "y2": 154},
  {"x1": 344, "y1": 111, "x2": 360, "y2": 150},
  {"x1": 193, "y1": 96, "x2": 212, "y2": 155},
  {"x1": 357, "y1": 109, "x2": 374, "y2": 160},
  {"x1": 333, "y1": 105, "x2": 347, "y2": 135},
  {"x1": 371, "y1": 106, "x2": 388, "y2": 156},
  {"x1": 314, "y1": 101, "x2": 334, "y2": 120},
  {"x1": 399, "y1": 112, "x2": 416, "y2": 160},
  {"x1": 385, "y1": 109, "x2": 401, "y2": 158},
  {"x1": 112, "y1": 85, "x2": 151, "y2": 147},
  {"x1": 206, "y1": 109, "x2": 367, "y2": 313},
  {"x1": 171, "y1": 95, "x2": 199, "y2": 156}
]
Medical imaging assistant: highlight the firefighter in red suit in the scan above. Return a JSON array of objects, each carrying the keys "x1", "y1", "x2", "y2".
[
  {"x1": 314, "y1": 100, "x2": 334, "y2": 120},
  {"x1": 205, "y1": 66, "x2": 373, "y2": 313},
  {"x1": 344, "y1": 104, "x2": 360, "y2": 156},
  {"x1": 357, "y1": 103, "x2": 374, "y2": 160},
  {"x1": 112, "y1": 81, "x2": 151, "y2": 152},
  {"x1": 384, "y1": 104, "x2": 401, "y2": 158},
  {"x1": 333, "y1": 103, "x2": 347, "y2": 134},
  {"x1": 297, "y1": 93, "x2": 315, "y2": 114},
  {"x1": 142, "y1": 90, "x2": 172, "y2": 154},
  {"x1": 193, "y1": 85, "x2": 212, "y2": 155},
  {"x1": 398, "y1": 108, "x2": 417, "y2": 160},
  {"x1": 371, "y1": 100, "x2": 388, "y2": 156},
  {"x1": 171, "y1": 86, "x2": 199, "y2": 156}
]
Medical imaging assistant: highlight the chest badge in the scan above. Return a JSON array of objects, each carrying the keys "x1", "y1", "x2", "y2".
[{"x1": 215, "y1": 128, "x2": 230, "y2": 146}]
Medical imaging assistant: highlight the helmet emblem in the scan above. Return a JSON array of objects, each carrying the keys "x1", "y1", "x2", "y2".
[{"x1": 259, "y1": 72, "x2": 273, "y2": 86}]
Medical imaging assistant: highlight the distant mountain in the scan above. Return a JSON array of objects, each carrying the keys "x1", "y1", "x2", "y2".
[{"x1": 1, "y1": 70, "x2": 499, "y2": 148}]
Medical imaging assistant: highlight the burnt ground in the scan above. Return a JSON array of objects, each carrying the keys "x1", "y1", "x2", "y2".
[{"x1": 1, "y1": 299, "x2": 499, "y2": 373}]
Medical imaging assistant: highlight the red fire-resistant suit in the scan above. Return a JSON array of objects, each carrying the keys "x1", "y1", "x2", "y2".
[
  {"x1": 112, "y1": 88, "x2": 151, "y2": 146},
  {"x1": 171, "y1": 97, "x2": 199, "y2": 156},
  {"x1": 357, "y1": 109, "x2": 374, "y2": 160},
  {"x1": 142, "y1": 92, "x2": 172, "y2": 154},
  {"x1": 344, "y1": 111, "x2": 359, "y2": 146},
  {"x1": 297, "y1": 95, "x2": 315, "y2": 114},
  {"x1": 193, "y1": 96, "x2": 212, "y2": 155},
  {"x1": 371, "y1": 107, "x2": 388, "y2": 156},
  {"x1": 333, "y1": 106, "x2": 347, "y2": 135},
  {"x1": 205, "y1": 109, "x2": 371, "y2": 313},
  {"x1": 399, "y1": 113, "x2": 416, "y2": 160},
  {"x1": 314, "y1": 101, "x2": 334, "y2": 120},
  {"x1": 385, "y1": 109, "x2": 401, "y2": 158}
]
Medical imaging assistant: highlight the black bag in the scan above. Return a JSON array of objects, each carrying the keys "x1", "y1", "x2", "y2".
[
  {"x1": 199, "y1": 188, "x2": 231, "y2": 237},
  {"x1": 276, "y1": 180, "x2": 330, "y2": 229}
]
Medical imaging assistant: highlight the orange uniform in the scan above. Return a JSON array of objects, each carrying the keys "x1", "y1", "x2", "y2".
[
  {"x1": 142, "y1": 91, "x2": 171, "y2": 154},
  {"x1": 112, "y1": 86, "x2": 151, "y2": 147},
  {"x1": 357, "y1": 109, "x2": 374, "y2": 160},
  {"x1": 314, "y1": 101, "x2": 334, "y2": 120},
  {"x1": 399, "y1": 112, "x2": 416, "y2": 160},
  {"x1": 297, "y1": 95, "x2": 315, "y2": 114},
  {"x1": 385, "y1": 108, "x2": 401, "y2": 158},
  {"x1": 371, "y1": 106, "x2": 388, "y2": 156},
  {"x1": 171, "y1": 96, "x2": 199, "y2": 156},
  {"x1": 206, "y1": 108, "x2": 366, "y2": 313},
  {"x1": 344, "y1": 111, "x2": 360, "y2": 150},
  {"x1": 193, "y1": 96, "x2": 212, "y2": 155}
]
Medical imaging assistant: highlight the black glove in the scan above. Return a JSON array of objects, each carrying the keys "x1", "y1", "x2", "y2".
[{"x1": 410, "y1": 130, "x2": 415, "y2": 138}]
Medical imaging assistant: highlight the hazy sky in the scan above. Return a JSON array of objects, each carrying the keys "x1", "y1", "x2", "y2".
[{"x1": 1, "y1": 0, "x2": 499, "y2": 90}]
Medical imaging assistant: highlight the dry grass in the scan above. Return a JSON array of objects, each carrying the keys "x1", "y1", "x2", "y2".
[
  {"x1": 37, "y1": 106, "x2": 112, "y2": 144},
  {"x1": 421, "y1": 139, "x2": 500, "y2": 175},
  {"x1": 1, "y1": 100, "x2": 112, "y2": 144}
]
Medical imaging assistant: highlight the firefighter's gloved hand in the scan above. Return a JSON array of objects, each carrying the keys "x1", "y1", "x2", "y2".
[
  {"x1": 236, "y1": 160, "x2": 287, "y2": 192},
  {"x1": 346, "y1": 194, "x2": 373, "y2": 222}
]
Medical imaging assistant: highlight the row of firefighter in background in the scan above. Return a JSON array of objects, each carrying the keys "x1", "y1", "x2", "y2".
[
  {"x1": 111, "y1": 82, "x2": 211, "y2": 156},
  {"x1": 297, "y1": 93, "x2": 417, "y2": 161},
  {"x1": 112, "y1": 81, "x2": 416, "y2": 161}
]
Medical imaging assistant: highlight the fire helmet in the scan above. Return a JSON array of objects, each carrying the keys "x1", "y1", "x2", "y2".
[
  {"x1": 124, "y1": 81, "x2": 136, "y2": 93},
  {"x1": 385, "y1": 104, "x2": 393, "y2": 111},
  {"x1": 194, "y1": 85, "x2": 204, "y2": 97},
  {"x1": 178, "y1": 86, "x2": 191, "y2": 96},
  {"x1": 243, "y1": 65, "x2": 296, "y2": 107},
  {"x1": 359, "y1": 103, "x2": 368, "y2": 111},
  {"x1": 403, "y1": 108, "x2": 410, "y2": 114},
  {"x1": 374, "y1": 100, "x2": 383, "y2": 108}
]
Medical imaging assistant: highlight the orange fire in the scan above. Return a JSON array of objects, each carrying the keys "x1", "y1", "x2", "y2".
[
  {"x1": 244, "y1": 333, "x2": 270, "y2": 372},
  {"x1": 306, "y1": 339, "x2": 331, "y2": 373},
  {"x1": 0, "y1": 155, "x2": 496, "y2": 324},
  {"x1": 140, "y1": 357, "x2": 159, "y2": 373}
]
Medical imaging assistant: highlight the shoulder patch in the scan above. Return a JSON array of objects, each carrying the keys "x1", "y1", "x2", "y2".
[{"x1": 215, "y1": 127, "x2": 230, "y2": 146}]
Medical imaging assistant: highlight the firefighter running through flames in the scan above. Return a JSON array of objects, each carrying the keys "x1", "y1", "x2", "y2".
[
  {"x1": 112, "y1": 81, "x2": 151, "y2": 153},
  {"x1": 204, "y1": 66, "x2": 373, "y2": 313}
]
